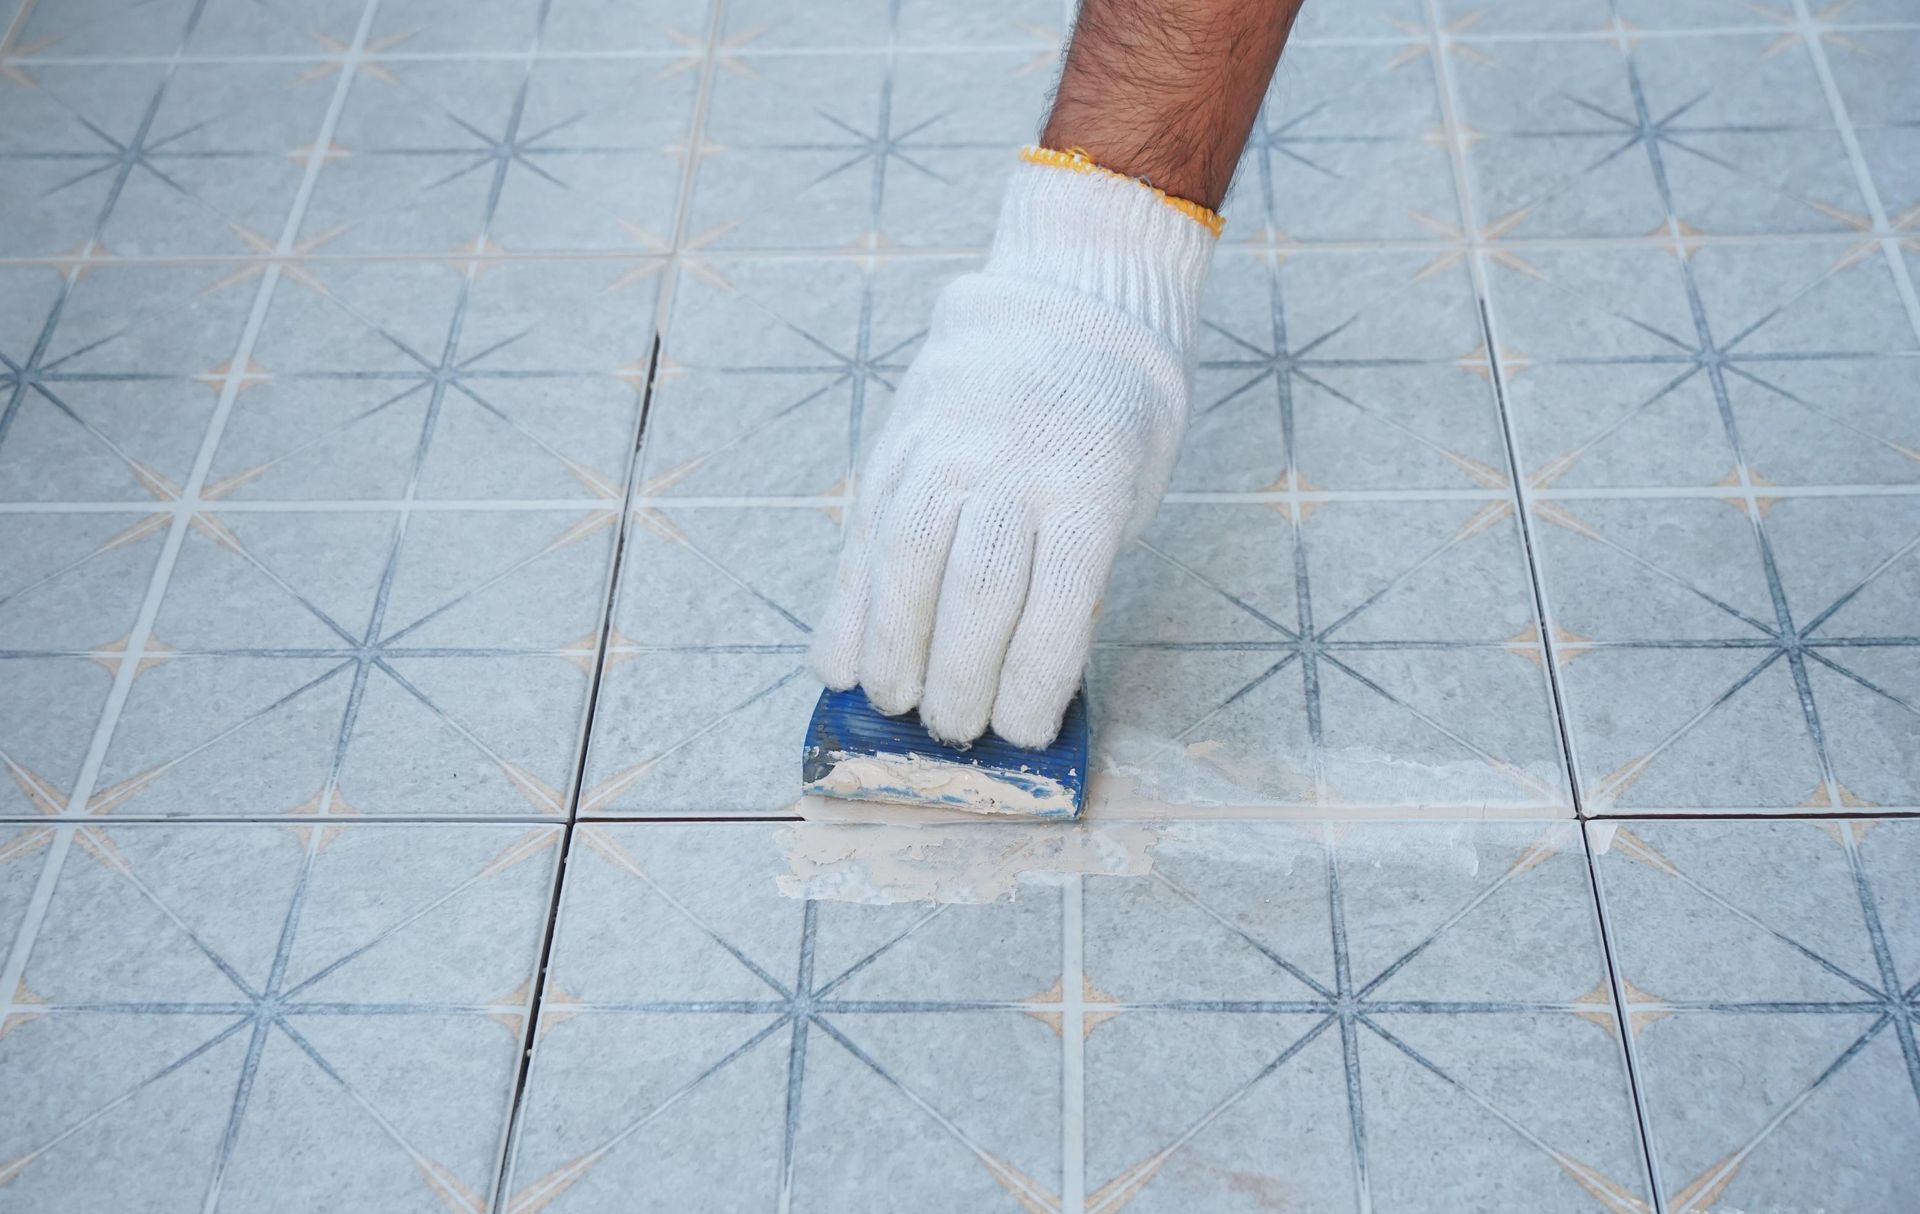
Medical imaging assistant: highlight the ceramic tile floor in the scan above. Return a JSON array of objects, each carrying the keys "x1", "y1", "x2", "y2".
[{"x1": 2, "y1": 0, "x2": 1918, "y2": 1209}]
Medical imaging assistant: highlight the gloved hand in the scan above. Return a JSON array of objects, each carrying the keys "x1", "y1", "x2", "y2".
[{"x1": 811, "y1": 150, "x2": 1220, "y2": 747}]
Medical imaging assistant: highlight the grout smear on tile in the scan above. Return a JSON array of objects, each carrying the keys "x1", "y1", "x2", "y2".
[
  {"x1": 1087, "y1": 726, "x2": 1560, "y2": 818},
  {"x1": 775, "y1": 799, "x2": 1160, "y2": 905}
]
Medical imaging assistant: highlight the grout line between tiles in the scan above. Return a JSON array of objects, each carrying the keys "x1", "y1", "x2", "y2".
[
  {"x1": 1429, "y1": 5, "x2": 1659, "y2": 1203},
  {"x1": 1476, "y1": 303, "x2": 1588, "y2": 816},
  {"x1": 1420, "y1": 0, "x2": 1583, "y2": 818},
  {"x1": 488, "y1": 329, "x2": 665, "y2": 1212},
  {"x1": 1787, "y1": 0, "x2": 1920, "y2": 346},
  {"x1": 2, "y1": 229, "x2": 1916, "y2": 270},
  {"x1": 488, "y1": 0, "x2": 724, "y2": 1184},
  {"x1": 0, "y1": 0, "x2": 387, "y2": 1086},
  {"x1": 1579, "y1": 818, "x2": 1668, "y2": 1209},
  {"x1": 3, "y1": 806, "x2": 1912, "y2": 828},
  {"x1": 4, "y1": 19, "x2": 1918, "y2": 67},
  {"x1": 1061, "y1": 876, "x2": 1087, "y2": 1214},
  {"x1": 6, "y1": 481, "x2": 1920, "y2": 519}
]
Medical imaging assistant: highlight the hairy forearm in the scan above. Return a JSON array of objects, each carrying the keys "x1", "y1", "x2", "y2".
[{"x1": 1041, "y1": 0, "x2": 1301, "y2": 212}]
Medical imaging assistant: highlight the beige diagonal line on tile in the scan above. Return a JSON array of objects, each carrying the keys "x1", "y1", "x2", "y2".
[
  {"x1": 1371, "y1": 1011, "x2": 1664, "y2": 1212},
  {"x1": 193, "y1": 358, "x2": 272, "y2": 397},
  {"x1": 602, "y1": 255, "x2": 672, "y2": 295},
  {"x1": 72, "y1": 824, "x2": 136, "y2": 876},
  {"x1": 298, "y1": 28, "x2": 414, "y2": 84},
  {"x1": 414, "y1": 1155, "x2": 488, "y2": 1214},
  {"x1": 819, "y1": 476, "x2": 848, "y2": 525},
  {"x1": 478, "y1": 828, "x2": 560, "y2": 879},
  {"x1": 1504, "y1": 820, "x2": 1579, "y2": 878},
  {"x1": 507, "y1": 1151, "x2": 607, "y2": 1214},
  {"x1": 1713, "y1": 468, "x2": 1783, "y2": 518},
  {"x1": 1258, "y1": 470, "x2": 1326, "y2": 523},
  {"x1": 1324, "y1": 658, "x2": 1564, "y2": 801},
  {"x1": 542, "y1": 508, "x2": 620, "y2": 554},
  {"x1": 1582, "y1": 682, "x2": 1744, "y2": 812},
  {"x1": 1570, "y1": 977, "x2": 1621, "y2": 1038},
  {"x1": 0, "y1": 981, "x2": 46, "y2": 1041},
  {"x1": 506, "y1": 1016, "x2": 797, "y2": 1212},
  {"x1": 84, "y1": 765, "x2": 171, "y2": 816},
  {"x1": 576, "y1": 663, "x2": 808, "y2": 814},
  {"x1": 486, "y1": 977, "x2": 537, "y2": 1040},
  {"x1": 978, "y1": 1152, "x2": 1061, "y2": 1214},
  {"x1": 285, "y1": 139, "x2": 349, "y2": 166},
  {"x1": 575, "y1": 756, "x2": 668, "y2": 816},
  {"x1": 293, "y1": 1043, "x2": 490, "y2": 1214},
  {"x1": 1571, "y1": 976, "x2": 1672, "y2": 1041},
  {"x1": 532, "y1": 984, "x2": 583, "y2": 1042},
  {"x1": 4, "y1": 757, "x2": 68, "y2": 816},
  {"x1": 1021, "y1": 974, "x2": 1124, "y2": 1040},
  {"x1": 1549, "y1": 1149, "x2": 1653, "y2": 1213},
  {"x1": 1670, "y1": 1152, "x2": 1745, "y2": 1214},
  {"x1": 497, "y1": 761, "x2": 568, "y2": 816},
  {"x1": 1647, "y1": 218, "x2": 1708, "y2": 261},
  {"x1": 1505, "y1": 623, "x2": 1593, "y2": 669},
  {"x1": 822, "y1": 1015, "x2": 1068, "y2": 1213},
  {"x1": 575, "y1": 824, "x2": 648, "y2": 878},
  {"x1": 0, "y1": 827, "x2": 55, "y2": 866},
  {"x1": 1087, "y1": 1153, "x2": 1170, "y2": 1213},
  {"x1": 1021, "y1": 975, "x2": 1067, "y2": 1035},
  {"x1": 1609, "y1": 827, "x2": 1682, "y2": 877},
  {"x1": 284, "y1": 789, "x2": 358, "y2": 850}
]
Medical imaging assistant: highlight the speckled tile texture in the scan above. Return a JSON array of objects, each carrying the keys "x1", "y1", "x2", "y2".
[{"x1": 3, "y1": 0, "x2": 1918, "y2": 1208}]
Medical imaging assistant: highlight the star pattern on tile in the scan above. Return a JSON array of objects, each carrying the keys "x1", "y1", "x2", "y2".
[{"x1": 0, "y1": 822, "x2": 559, "y2": 1211}]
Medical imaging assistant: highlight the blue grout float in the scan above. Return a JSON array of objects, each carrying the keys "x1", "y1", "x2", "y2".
[{"x1": 801, "y1": 686, "x2": 1091, "y2": 820}]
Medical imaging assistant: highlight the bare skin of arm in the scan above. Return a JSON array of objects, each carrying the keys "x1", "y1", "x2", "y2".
[{"x1": 1042, "y1": 0, "x2": 1304, "y2": 212}]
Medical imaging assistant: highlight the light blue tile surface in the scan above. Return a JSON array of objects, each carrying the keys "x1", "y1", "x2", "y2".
[
  {"x1": 2, "y1": 0, "x2": 1918, "y2": 1206},
  {"x1": 0, "y1": 822, "x2": 559, "y2": 1211},
  {"x1": 1593, "y1": 817, "x2": 1920, "y2": 1212},
  {"x1": 501, "y1": 820, "x2": 1650, "y2": 1212}
]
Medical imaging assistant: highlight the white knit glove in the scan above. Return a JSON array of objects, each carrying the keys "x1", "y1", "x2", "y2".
[{"x1": 811, "y1": 153, "x2": 1219, "y2": 747}]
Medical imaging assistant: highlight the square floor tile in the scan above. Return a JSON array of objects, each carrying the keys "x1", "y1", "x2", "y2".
[
  {"x1": 1532, "y1": 494, "x2": 1920, "y2": 811},
  {"x1": 0, "y1": 657, "x2": 115, "y2": 817},
  {"x1": 1083, "y1": 819, "x2": 1649, "y2": 1212},
  {"x1": 0, "y1": 265, "x2": 256, "y2": 502},
  {"x1": 1627, "y1": 34, "x2": 1864, "y2": 235},
  {"x1": 639, "y1": 255, "x2": 957, "y2": 500},
  {"x1": 304, "y1": 57, "x2": 692, "y2": 255},
  {"x1": 224, "y1": 259, "x2": 656, "y2": 501},
  {"x1": 485, "y1": 59, "x2": 697, "y2": 252},
  {"x1": 0, "y1": 64, "x2": 163, "y2": 257},
  {"x1": 580, "y1": 506, "x2": 836, "y2": 814},
  {"x1": 1488, "y1": 242, "x2": 1919, "y2": 491},
  {"x1": 689, "y1": 50, "x2": 1052, "y2": 251},
  {"x1": 95, "y1": 508, "x2": 614, "y2": 817},
  {"x1": 1184, "y1": 251, "x2": 1508, "y2": 494},
  {"x1": 0, "y1": 821, "x2": 559, "y2": 1213},
  {"x1": 1231, "y1": 43, "x2": 1460, "y2": 243},
  {"x1": 95, "y1": 62, "x2": 338, "y2": 257},
  {"x1": 0, "y1": 512, "x2": 162, "y2": 654},
  {"x1": 1593, "y1": 817, "x2": 1920, "y2": 1213},
  {"x1": 503, "y1": 820, "x2": 1649, "y2": 1211},
  {"x1": 1450, "y1": 37, "x2": 1667, "y2": 239},
  {"x1": 503, "y1": 821, "x2": 1063, "y2": 1213},
  {"x1": 1090, "y1": 495, "x2": 1571, "y2": 812}
]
